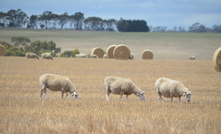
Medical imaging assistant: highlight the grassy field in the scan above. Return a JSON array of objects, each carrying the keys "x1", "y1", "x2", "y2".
[
  {"x1": 0, "y1": 28, "x2": 221, "y2": 60},
  {"x1": 0, "y1": 57, "x2": 220, "y2": 133}
]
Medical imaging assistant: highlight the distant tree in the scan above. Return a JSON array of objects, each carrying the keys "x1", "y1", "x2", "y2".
[
  {"x1": 84, "y1": 17, "x2": 103, "y2": 31},
  {"x1": 117, "y1": 18, "x2": 149, "y2": 32},
  {"x1": 152, "y1": 26, "x2": 167, "y2": 32},
  {"x1": 211, "y1": 25, "x2": 221, "y2": 33},
  {"x1": 39, "y1": 11, "x2": 57, "y2": 29},
  {"x1": 73, "y1": 12, "x2": 84, "y2": 30},
  {"x1": 29, "y1": 15, "x2": 38, "y2": 29},
  {"x1": 58, "y1": 12, "x2": 69, "y2": 29},
  {"x1": 6, "y1": 9, "x2": 28, "y2": 28},
  {"x1": 189, "y1": 22, "x2": 206, "y2": 32},
  {"x1": 11, "y1": 36, "x2": 31, "y2": 47}
]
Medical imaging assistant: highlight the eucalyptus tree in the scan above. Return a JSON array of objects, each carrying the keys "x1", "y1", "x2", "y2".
[{"x1": 6, "y1": 9, "x2": 28, "y2": 28}]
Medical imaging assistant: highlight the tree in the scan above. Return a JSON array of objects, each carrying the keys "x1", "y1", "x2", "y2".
[
  {"x1": 212, "y1": 25, "x2": 221, "y2": 33},
  {"x1": 39, "y1": 11, "x2": 57, "y2": 29},
  {"x1": 117, "y1": 18, "x2": 149, "y2": 32},
  {"x1": 29, "y1": 15, "x2": 38, "y2": 29},
  {"x1": 189, "y1": 22, "x2": 206, "y2": 32},
  {"x1": 58, "y1": 12, "x2": 69, "y2": 29},
  {"x1": 11, "y1": 36, "x2": 31, "y2": 47},
  {"x1": 73, "y1": 12, "x2": 84, "y2": 30},
  {"x1": 84, "y1": 17, "x2": 103, "y2": 31},
  {"x1": 6, "y1": 9, "x2": 28, "y2": 28}
]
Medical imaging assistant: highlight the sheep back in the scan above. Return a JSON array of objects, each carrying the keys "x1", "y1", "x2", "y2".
[
  {"x1": 42, "y1": 53, "x2": 53, "y2": 60},
  {"x1": 40, "y1": 73, "x2": 75, "y2": 92},
  {"x1": 104, "y1": 76, "x2": 139, "y2": 95},
  {"x1": 26, "y1": 52, "x2": 39, "y2": 59},
  {"x1": 155, "y1": 77, "x2": 188, "y2": 98}
]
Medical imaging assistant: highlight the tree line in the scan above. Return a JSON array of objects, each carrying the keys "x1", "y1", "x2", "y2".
[
  {"x1": 0, "y1": 9, "x2": 149, "y2": 32},
  {"x1": 0, "y1": 9, "x2": 220, "y2": 32}
]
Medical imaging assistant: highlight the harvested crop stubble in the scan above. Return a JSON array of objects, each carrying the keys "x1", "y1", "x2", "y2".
[
  {"x1": 106, "y1": 45, "x2": 117, "y2": 58},
  {"x1": 113, "y1": 44, "x2": 130, "y2": 60},
  {"x1": 213, "y1": 47, "x2": 221, "y2": 72},
  {"x1": 142, "y1": 50, "x2": 153, "y2": 60},
  {"x1": 0, "y1": 45, "x2": 6, "y2": 56},
  {"x1": 91, "y1": 47, "x2": 104, "y2": 58}
]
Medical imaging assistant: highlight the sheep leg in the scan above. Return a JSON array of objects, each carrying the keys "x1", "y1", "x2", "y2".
[
  {"x1": 40, "y1": 85, "x2": 47, "y2": 99},
  {"x1": 170, "y1": 98, "x2": 173, "y2": 102},
  {"x1": 118, "y1": 91, "x2": 123, "y2": 100},
  {"x1": 106, "y1": 93, "x2": 110, "y2": 101},
  {"x1": 179, "y1": 97, "x2": 181, "y2": 102},
  {"x1": 158, "y1": 92, "x2": 163, "y2": 102},
  {"x1": 126, "y1": 95, "x2": 128, "y2": 100}
]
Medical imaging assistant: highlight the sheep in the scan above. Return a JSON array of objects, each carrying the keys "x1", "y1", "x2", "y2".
[
  {"x1": 42, "y1": 53, "x2": 53, "y2": 60},
  {"x1": 103, "y1": 54, "x2": 108, "y2": 58},
  {"x1": 75, "y1": 53, "x2": 87, "y2": 58},
  {"x1": 129, "y1": 53, "x2": 134, "y2": 60},
  {"x1": 155, "y1": 77, "x2": 192, "y2": 102},
  {"x1": 189, "y1": 55, "x2": 196, "y2": 60},
  {"x1": 26, "y1": 52, "x2": 39, "y2": 60},
  {"x1": 39, "y1": 73, "x2": 78, "y2": 99},
  {"x1": 104, "y1": 76, "x2": 145, "y2": 101}
]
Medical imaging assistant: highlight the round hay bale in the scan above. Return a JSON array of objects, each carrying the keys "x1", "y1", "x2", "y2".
[
  {"x1": 113, "y1": 44, "x2": 130, "y2": 60},
  {"x1": 213, "y1": 47, "x2": 221, "y2": 72},
  {"x1": 0, "y1": 45, "x2": 6, "y2": 56},
  {"x1": 106, "y1": 45, "x2": 117, "y2": 58},
  {"x1": 142, "y1": 50, "x2": 153, "y2": 60},
  {"x1": 91, "y1": 47, "x2": 104, "y2": 58}
]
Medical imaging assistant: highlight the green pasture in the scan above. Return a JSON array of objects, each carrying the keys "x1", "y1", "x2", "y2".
[{"x1": 0, "y1": 28, "x2": 220, "y2": 60}]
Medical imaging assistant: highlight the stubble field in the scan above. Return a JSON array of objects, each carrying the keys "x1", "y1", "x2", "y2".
[{"x1": 0, "y1": 57, "x2": 220, "y2": 134}]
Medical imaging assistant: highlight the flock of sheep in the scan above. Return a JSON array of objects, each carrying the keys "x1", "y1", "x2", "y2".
[
  {"x1": 39, "y1": 73, "x2": 192, "y2": 103},
  {"x1": 26, "y1": 52, "x2": 53, "y2": 60}
]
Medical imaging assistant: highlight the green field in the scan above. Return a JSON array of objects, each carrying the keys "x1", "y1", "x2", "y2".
[{"x1": 0, "y1": 28, "x2": 220, "y2": 60}]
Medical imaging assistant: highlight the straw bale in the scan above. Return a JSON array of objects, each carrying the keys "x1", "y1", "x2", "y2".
[
  {"x1": 213, "y1": 47, "x2": 221, "y2": 72},
  {"x1": 91, "y1": 47, "x2": 104, "y2": 58},
  {"x1": 106, "y1": 45, "x2": 117, "y2": 58},
  {"x1": 142, "y1": 50, "x2": 153, "y2": 60},
  {"x1": 0, "y1": 45, "x2": 6, "y2": 56},
  {"x1": 113, "y1": 44, "x2": 130, "y2": 60}
]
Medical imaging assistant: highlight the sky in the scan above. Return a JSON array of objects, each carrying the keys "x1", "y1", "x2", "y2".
[{"x1": 1, "y1": 0, "x2": 221, "y2": 29}]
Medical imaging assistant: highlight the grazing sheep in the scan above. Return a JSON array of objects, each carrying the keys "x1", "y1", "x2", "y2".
[
  {"x1": 75, "y1": 53, "x2": 87, "y2": 58},
  {"x1": 90, "y1": 54, "x2": 98, "y2": 58},
  {"x1": 42, "y1": 53, "x2": 53, "y2": 60},
  {"x1": 129, "y1": 53, "x2": 134, "y2": 60},
  {"x1": 39, "y1": 73, "x2": 78, "y2": 99},
  {"x1": 103, "y1": 54, "x2": 108, "y2": 58},
  {"x1": 155, "y1": 77, "x2": 192, "y2": 102},
  {"x1": 189, "y1": 55, "x2": 196, "y2": 60},
  {"x1": 26, "y1": 52, "x2": 39, "y2": 60},
  {"x1": 104, "y1": 76, "x2": 145, "y2": 101}
]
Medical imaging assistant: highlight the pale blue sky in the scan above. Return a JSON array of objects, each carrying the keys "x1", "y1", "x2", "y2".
[{"x1": 1, "y1": 0, "x2": 221, "y2": 29}]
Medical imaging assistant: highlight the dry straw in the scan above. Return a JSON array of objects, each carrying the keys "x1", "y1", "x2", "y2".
[
  {"x1": 0, "y1": 45, "x2": 6, "y2": 56},
  {"x1": 106, "y1": 45, "x2": 117, "y2": 58},
  {"x1": 213, "y1": 47, "x2": 221, "y2": 72},
  {"x1": 142, "y1": 50, "x2": 153, "y2": 60},
  {"x1": 113, "y1": 44, "x2": 130, "y2": 60},
  {"x1": 91, "y1": 47, "x2": 104, "y2": 58}
]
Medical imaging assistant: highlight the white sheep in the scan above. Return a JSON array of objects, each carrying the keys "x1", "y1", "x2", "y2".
[
  {"x1": 39, "y1": 73, "x2": 78, "y2": 99},
  {"x1": 26, "y1": 52, "x2": 39, "y2": 60},
  {"x1": 104, "y1": 76, "x2": 145, "y2": 101},
  {"x1": 129, "y1": 53, "x2": 134, "y2": 60},
  {"x1": 155, "y1": 77, "x2": 192, "y2": 102},
  {"x1": 42, "y1": 53, "x2": 53, "y2": 60},
  {"x1": 189, "y1": 55, "x2": 196, "y2": 60},
  {"x1": 75, "y1": 53, "x2": 87, "y2": 58}
]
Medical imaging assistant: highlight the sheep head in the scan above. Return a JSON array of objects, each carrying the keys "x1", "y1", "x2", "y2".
[
  {"x1": 71, "y1": 91, "x2": 78, "y2": 99},
  {"x1": 136, "y1": 91, "x2": 145, "y2": 100},
  {"x1": 183, "y1": 90, "x2": 192, "y2": 102}
]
